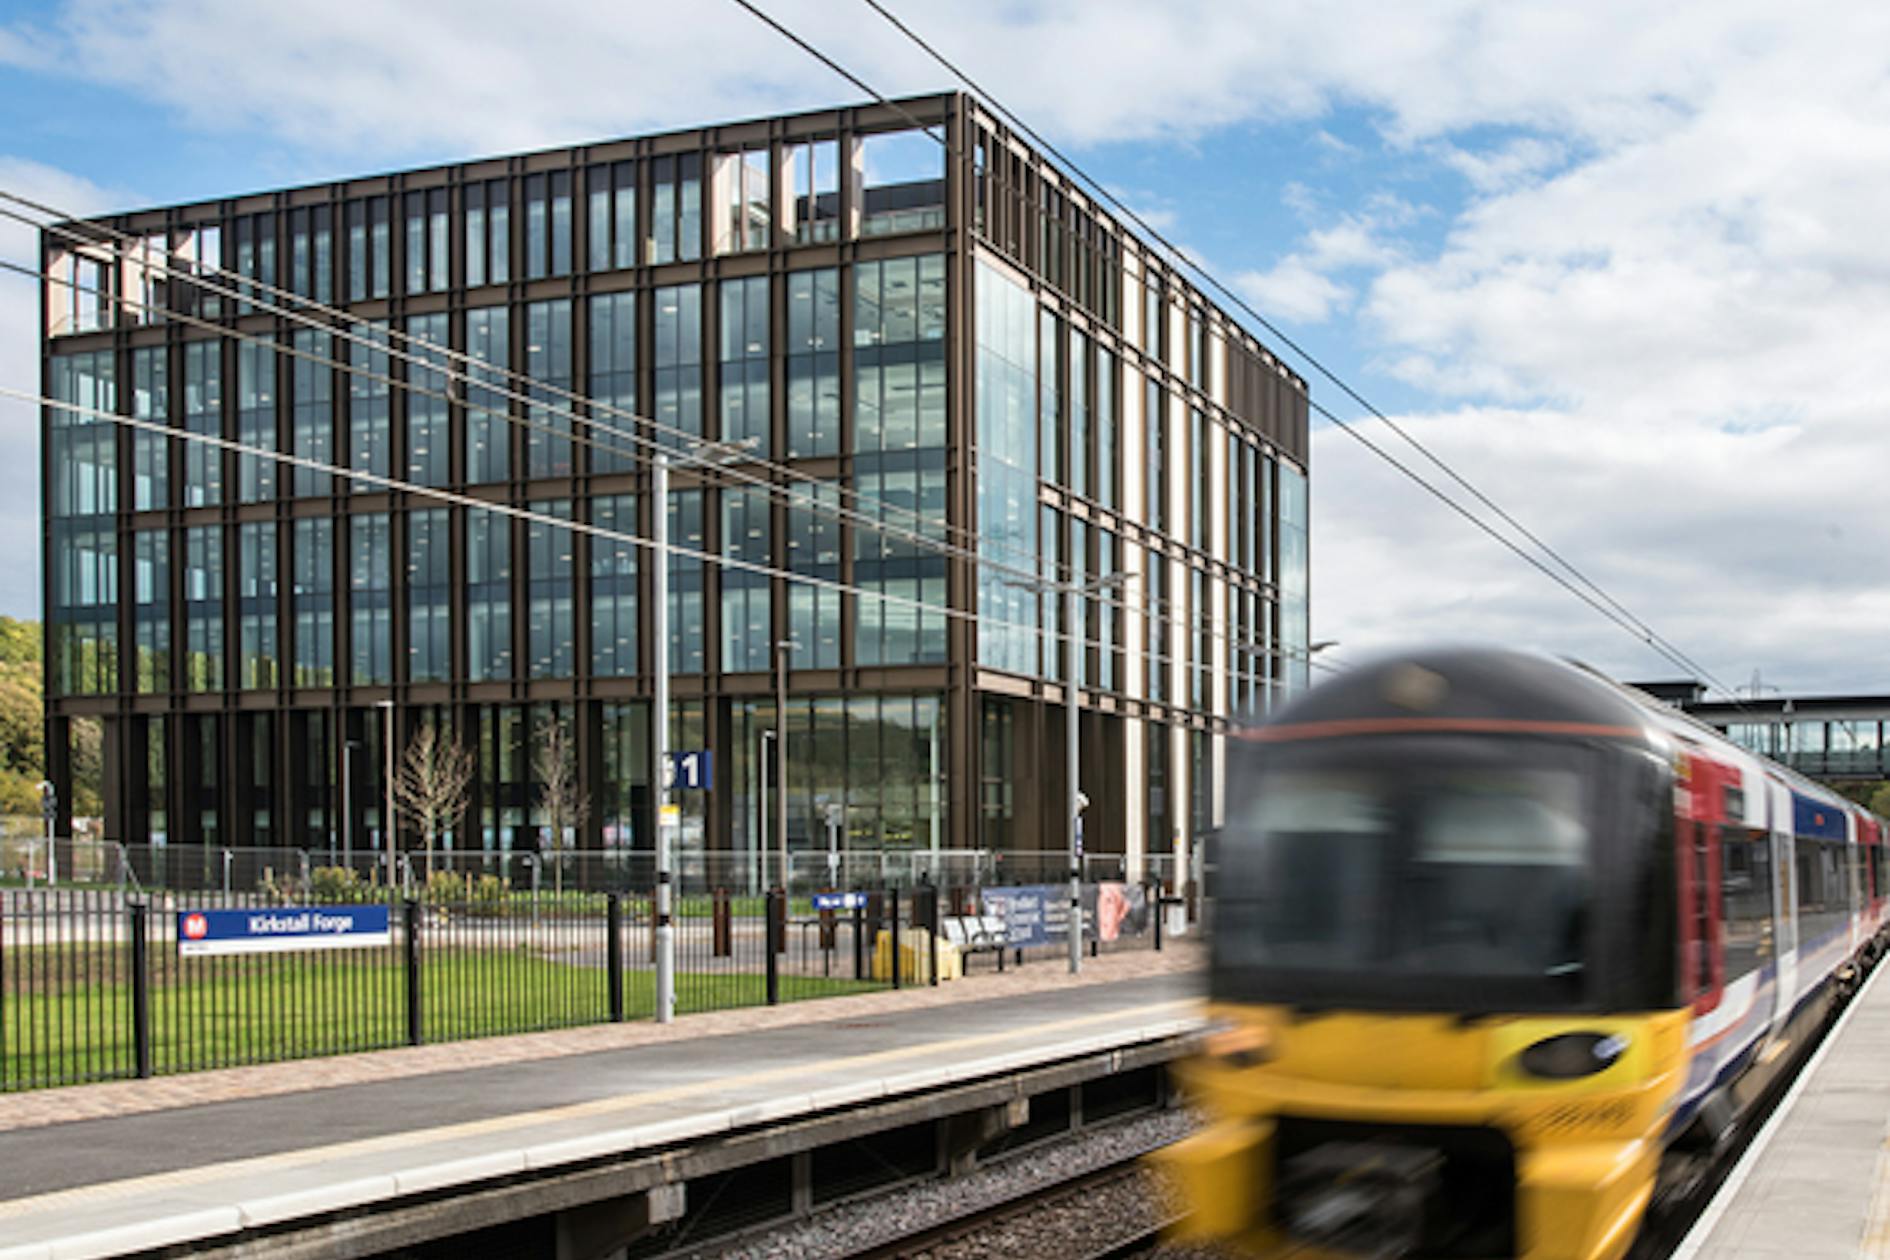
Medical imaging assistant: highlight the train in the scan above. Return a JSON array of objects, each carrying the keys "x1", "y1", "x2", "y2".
[{"x1": 1155, "y1": 646, "x2": 1889, "y2": 1260}]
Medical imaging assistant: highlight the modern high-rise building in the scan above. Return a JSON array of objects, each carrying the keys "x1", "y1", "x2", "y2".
[{"x1": 39, "y1": 92, "x2": 1310, "y2": 884}]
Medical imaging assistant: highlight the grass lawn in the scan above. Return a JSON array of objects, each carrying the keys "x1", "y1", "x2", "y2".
[{"x1": 2, "y1": 948, "x2": 882, "y2": 1091}]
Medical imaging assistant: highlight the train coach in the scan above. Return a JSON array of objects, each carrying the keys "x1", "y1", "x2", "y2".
[{"x1": 1157, "y1": 646, "x2": 1889, "y2": 1260}]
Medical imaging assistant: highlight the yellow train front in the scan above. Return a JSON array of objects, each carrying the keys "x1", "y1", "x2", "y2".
[{"x1": 1157, "y1": 648, "x2": 1726, "y2": 1260}]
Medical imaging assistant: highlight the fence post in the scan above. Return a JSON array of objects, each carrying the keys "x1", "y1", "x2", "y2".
[
  {"x1": 712, "y1": 888, "x2": 732, "y2": 957},
  {"x1": 922, "y1": 883, "x2": 940, "y2": 987},
  {"x1": 404, "y1": 899, "x2": 423, "y2": 1046},
  {"x1": 607, "y1": 893, "x2": 625, "y2": 1023},
  {"x1": 852, "y1": 901, "x2": 865, "y2": 981},
  {"x1": 129, "y1": 900, "x2": 152, "y2": 1079},
  {"x1": 765, "y1": 888, "x2": 781, "y2": 1006},
  {"x1": 890, "y1": 887, "x2": 902, "y2": 990},
  {"x1": 1150, "y1": 879, "x2": 1163, "y2": 952}
]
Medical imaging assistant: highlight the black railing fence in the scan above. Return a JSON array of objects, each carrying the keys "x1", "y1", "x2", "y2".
[{"x1": 0, "y1": 871, "x2": 1180, "y2": 1093}]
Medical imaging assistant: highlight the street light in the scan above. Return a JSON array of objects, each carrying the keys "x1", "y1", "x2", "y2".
[
  {"x1": 376, "y1": 699, "x2": 396, "y2": 890},
  {"x1": 653, "y1": 435, "x2": 756, "y2": 1025}
]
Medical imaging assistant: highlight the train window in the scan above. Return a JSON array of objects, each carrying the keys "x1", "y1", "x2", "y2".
[{"x1": 1719, "y1": 826, "x2": 1772, "y2": 979}]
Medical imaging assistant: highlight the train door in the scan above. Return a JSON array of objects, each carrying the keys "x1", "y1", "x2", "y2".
[
  {"x1": 1767, "y1": 773, "x2": 1796, "y2": 1021},
  {"x1": 1677, "y1": 752, "x2": 1726, "y2": 1012}
]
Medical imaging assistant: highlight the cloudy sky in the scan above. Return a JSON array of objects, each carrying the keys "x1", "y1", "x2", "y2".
[{"x1": 3, "y1": 0, "x2": 1886, "y2": 695}]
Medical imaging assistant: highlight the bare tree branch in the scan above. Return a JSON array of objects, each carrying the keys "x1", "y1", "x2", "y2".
[
  {"x1": 534, "y1": 716, "x2": 589, "y2": 896},
  {"x1": 392, "y1": 721, "x2": 475, "y2": 879}
]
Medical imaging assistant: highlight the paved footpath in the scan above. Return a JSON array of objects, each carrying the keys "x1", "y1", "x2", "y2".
[{"x1": 0, "y1": 941, "x2": 1202, "y2": 1135}]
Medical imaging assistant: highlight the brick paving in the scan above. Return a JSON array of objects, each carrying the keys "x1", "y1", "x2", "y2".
[{"x1": 0, "y1": 941, "x2": 1202, "y2": 1134}]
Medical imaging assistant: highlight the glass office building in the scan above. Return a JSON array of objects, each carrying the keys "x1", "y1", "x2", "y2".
[{"x1": 40, "y1": 93, "x2": 1310, "y2": 881}]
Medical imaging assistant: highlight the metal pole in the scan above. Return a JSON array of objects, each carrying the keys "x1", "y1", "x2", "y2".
[
  {"x1": 758, "y1": 730, "x2": 773, "y2": 892},
  {"x1": 379, "y1": 700, "x2": 396, "y2": 892},
  {"x1": 1067, "y1": 582, "x2": 1082, "y2": 976},
  {"x1": 775, "y1": 639, "x2": 789, "y2": 896},
  {"x1": 653, "y1": 453, "x2": 675, "y2": 1024},
  {"x1": 340, "y1": 732, "x2": 353, "y2": 874}
]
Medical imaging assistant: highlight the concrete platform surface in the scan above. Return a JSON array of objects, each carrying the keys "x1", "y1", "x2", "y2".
[
  {"x1": 1676, "y1": 961, "x2": 1890, "y2": 1259},
  {"x1": 0, "y1": 971, "x2": 1201, "y2": 1260}
]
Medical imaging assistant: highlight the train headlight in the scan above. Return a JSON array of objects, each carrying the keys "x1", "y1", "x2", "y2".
[{"x1": 1516, "y1": 1032, "x2": 1628, "y2": 1080}]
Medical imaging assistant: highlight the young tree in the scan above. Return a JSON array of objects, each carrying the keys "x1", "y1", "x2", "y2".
[
  {"x1": 534, "y1": 716, "x2": 589, "y2": 896},
  {"x1": 392, "y1": 721, "x2": 475, "y2": 879}
]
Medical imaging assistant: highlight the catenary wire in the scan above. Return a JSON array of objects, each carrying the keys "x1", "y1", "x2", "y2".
[
  {"x1": 11, "y1": 198, "x2": 1262, "y2": 668},
  {"x1": 9, "y1": 198, "x2": 1318, "y2": 681}
]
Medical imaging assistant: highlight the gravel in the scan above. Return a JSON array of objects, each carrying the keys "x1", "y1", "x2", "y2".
[{"x1": 687, "y1": 1108, "x2": 1201, "y2": 1260}]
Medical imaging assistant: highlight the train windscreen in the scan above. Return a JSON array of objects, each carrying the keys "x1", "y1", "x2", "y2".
[{"x1": 1214, "y1": 741, "x2": 1597, "y2": 1010}]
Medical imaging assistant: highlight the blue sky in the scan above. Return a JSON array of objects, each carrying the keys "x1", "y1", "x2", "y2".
[{"x1": 6, "y1": 0, "x2": 1889, "y2": 694}]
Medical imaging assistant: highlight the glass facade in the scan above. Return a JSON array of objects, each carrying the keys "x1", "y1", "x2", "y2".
[{"x1": 41, "y1": 96, "x2": 1309, "y2": 875}]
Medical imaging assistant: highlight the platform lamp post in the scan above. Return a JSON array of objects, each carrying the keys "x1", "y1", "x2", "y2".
[
  {"x1": 376, "y1": 699, "x2": 396, "y2": 891},
  {"x1": 1066, "y1": 572, "x2": 1131, "y2": 976},
  {"x1": 774, "y1": 637, "x2": 792, "y2": 895},
  {"x1": 654, "y1": 437, "x2": 756, "y2": 1025}
]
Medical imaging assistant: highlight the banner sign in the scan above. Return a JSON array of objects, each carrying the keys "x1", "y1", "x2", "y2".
[
  {"x1": 811, "y1": 892, "x2": 868, "y2": 911},
  {"x1": 981, "y1": 882, "x2": 1152, "y2": 945},
  {"x1": 177, "y1": 905, "x2": 392, "y2": 957}
]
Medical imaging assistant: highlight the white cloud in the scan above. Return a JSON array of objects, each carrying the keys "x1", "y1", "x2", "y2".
[
  {"x1": 0, "y1": 159, "x2": 121, "y2": 620},
  {"x1": 1237, "y1": 258, "x2": 1351, "y2": 323}
]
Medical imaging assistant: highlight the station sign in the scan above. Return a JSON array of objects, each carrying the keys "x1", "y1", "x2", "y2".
[
  {"x1": 811, "y1": 892, "x2": 868, "y2": 911},
  {"x1": 664, "y1": 750, "x2": 713, "y2": 791},
  {"x1": 177, "y1": 905, "x2": 392, "y2": 957}
]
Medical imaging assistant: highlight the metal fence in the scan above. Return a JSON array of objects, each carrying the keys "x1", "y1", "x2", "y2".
[
  {"x1": 1, "y1": 841, "x2": 1195, "y2": 901},
  {"x1": 0, "y1": 873, "x2": 1182, "y2": 1093}
]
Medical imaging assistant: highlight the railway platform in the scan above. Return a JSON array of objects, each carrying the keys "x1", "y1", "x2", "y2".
[
  {"x1": 0, "y1": 947, "x2": 1202, "y2": 1260},
  {"x1": 1676, "y1": 959, "x2": 1890, "y2": 1258}
]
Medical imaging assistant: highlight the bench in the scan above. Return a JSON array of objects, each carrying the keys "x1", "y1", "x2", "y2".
[{"x1": 942, "y1": 914, "x2": 1011, "y2": 970}]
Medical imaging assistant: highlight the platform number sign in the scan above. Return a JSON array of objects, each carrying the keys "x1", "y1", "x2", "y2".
[{"x1": 665, "y1": 750, "x2": 713, "y2": 791}]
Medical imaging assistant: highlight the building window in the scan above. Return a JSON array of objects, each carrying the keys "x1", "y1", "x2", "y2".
[
  {"x1": 291, "y1": 331, "x2": 332, "y2": 496},
  {"x1": 787, "y1": 481, "x2": 841, "y2": 669},
  {"x1": 231, "y1": 212, "x2": 276, "y2": 315},
  {"x1": 1097, "y1": 530, "x2": 1119, "y2": 691},
  {"x1": 721, "y1": 487, "x2": 772, "y2": 672},
  {"x1": 409, "y1": 507, "x2": 451, "y2": 683},
  {"x1": 858, "y1": 130, "x2": 945, "y2": 236},
  {"x1": 1145, "y1": 378, "x2": 1165, "y2": 531},
  {"x1": 287, "y1": 206, "x2": 333, "y2": 305},
  {"x1": 346, "y1": 196, "x2": 391, "y2": 302},
  {"x1": 466, "y1": 305, "x2": 510, "y2": 484},
  {"x1": 667, "y1": 489, "x2": 706, "y2": 674},
  {"x1": 527, "y1": 499, "x2": 574, "y2": 678},
  {"x1": 719, "y1": 275, "x2": 770, "y2": 451},
  {"x1": 653, "y1": 283, "x2": 702, "y2": 448},
  {"x1": 348, "y1": 323, "x2": 391, "y2": 492},
  {"x1": 526, "y1": 298, "x2": 574, "y2": 477},
  {"x1": 1096, "y1": 346, "x2": 1117, "y2": 511},
  {"x1": 1069, "y1": 327, "x2": 1089, "y2": 499},
  {"x1": 183, "y1": 341, "x2": 222, "y2": 506},
  {"x1": 1144, "y1": 267, "x2": 1165, "y2": 361},
  {"x1": 465, "y1": 180, "x2": 510, "y2": 288},
  {"x1": 786, "y1": 268, "x2": 840, "y2": 456},
  {"x1": 854, "y1": 255, "x2": 946, "y2": 453},
  {"x1": 855, "y1": 451, "x2": 947, "y2": 666},
  {"x1": 524, "y1": 171, "x2": 573, "y2": 280},
  {"x1": 589, "y1": 291, "x2": 637, "y2": 474},
  {"x1": 131, "y1": 346, "x2": 169, "y2": 511},
  {"x1": 973, "y1": 258, "x2": 1039, "y2": 675},
  {"x1": 468, "y1": 508, "x2": 512, "y2": 682},
  {"x1": 1146, "y1": 547, "x2": 1167, "y2": 703},
  {"x1": 1038, "y1": 308, "x2": 1061, "y2": 485},
  {"x1": 1191, "y1": 568, "x2": 1211, "y2": 709},
  {"x1": 406, "y1": 312, "x2": 450, "y2": 486},
  {"x1": 236, "y1": 340, "x2": 276, "y2": 503},
  {"x1": 133, "y1": 530, "x2": 169, "y2": 693},
  {"x1": 590, "y1": 494, "x2": 637, "y2": 677},
  {"x1": 1280, "y1": 462, "x2": 1309, "y2": 694},
  {"x1": 1189, "y1": 304, "x2": 1209, "y2": 393},
  {"x1": 784, "y1": 139, "x2": 840, "y2": 243},
  {"x1": 649, "y1": 154, "x2": 702, "y2": 264},
  {"x1": 238, "y1": 521, "x2": 278, "y2": 689},
  {"x1": 49, "y1": 522, "x2": 116, "y2": 695},
  {"x1": 49, "y1": 351, "x2": 117, "y2": 520},
  {"x1": 1190, "y1": 408, "x2": 1207, "y2": 552},
  {"x1": 404, "y1": 189, "x2": 449, "y2": 294},
  {"x1": 713, "y1": 145, "x2": 771, "y2": 254},
  {"x1": 350, "y1": 513, "x2": 392, "y2": 684},
  {"x1": 588, "y1": 162, "x2": 637, "y2": 272},
  {"x1": 292, "y1": 518, "x2": 334, "y2": 686},
  {"x1": 184, "y1": 525, "x2": 223, "y2": 692}
]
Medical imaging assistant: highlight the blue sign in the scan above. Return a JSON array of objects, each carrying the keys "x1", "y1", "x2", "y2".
[
  {"x1": 812, "y1": 892, "x2": 868, "y2": 911},
  {"x1": 665, "y1": 749, "x2": 714, "y2": 791},
  {"x1": 980, "y1": 885, "x2": 1068, "y2": 947},
  {"x1": 177, "y1": 905, "x2": 392, "y2": 957}
]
